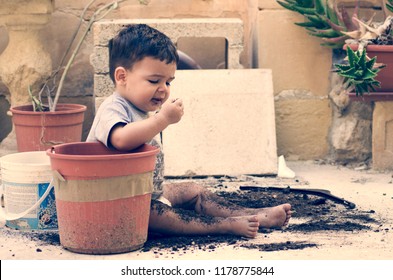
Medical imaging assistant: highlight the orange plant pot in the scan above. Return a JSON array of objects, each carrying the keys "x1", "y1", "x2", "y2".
[
  {"x1": 362, "y1": 44, "x2": 393, "y2": 93},
  {"x1": 47, "y1": 142, "x2": 159, "y2": 254},
  {"x1": 10, "y1": 104, "x2": 86, "y2": 152}
]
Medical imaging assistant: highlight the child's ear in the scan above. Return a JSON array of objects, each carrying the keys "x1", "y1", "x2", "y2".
[{"x1": 114, "y1": 67, "x2": 127, "y2": 85}]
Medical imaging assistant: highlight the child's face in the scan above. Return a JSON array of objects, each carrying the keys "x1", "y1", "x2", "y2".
[{"x1": 119, "y1": 57, "x2": 176, "y2": 113}]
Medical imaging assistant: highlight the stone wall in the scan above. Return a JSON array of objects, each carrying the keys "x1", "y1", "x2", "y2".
[
  {"x1": 257, "y1": 0, "x2": 384, "y2": 163},
  {"x1": 0, "y1": 0, "x2": 387, "y2": 164},
  {"x1": 257, "y1": 0, "x2": 332, "y2": 160}
]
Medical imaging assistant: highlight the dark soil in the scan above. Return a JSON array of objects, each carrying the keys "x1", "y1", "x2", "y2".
[
  {"x1": 218, "y1": 186, "x2": 377, "y2": 232},
  {"x1": 141, "y1": 185, "x2": 378, "y2": 253},
  {"x1": 0, "y1": 181, "x2": 379, "y2": 255}
]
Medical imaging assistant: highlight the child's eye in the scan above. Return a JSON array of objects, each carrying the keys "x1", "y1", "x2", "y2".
[
  {"x1": 148, "y1": 80, "x2": 159, "y2": 84},
  {"x1": 166, "y1": 82, "x2": 171, "y2": 86}
]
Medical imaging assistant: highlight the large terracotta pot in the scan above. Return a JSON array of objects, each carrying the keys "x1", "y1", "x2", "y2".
[
  {"x1": 10, "y1": 104, "x2": 86, "y2": 152},
  {"x1": 47, "y1": 142, "x2": 159, "y2": 254},
  {"x1": 347, "y1": 44, "x2": 393, "y2": 101}
]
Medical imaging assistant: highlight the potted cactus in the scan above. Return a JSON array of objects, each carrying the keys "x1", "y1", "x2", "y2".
[
  {"x1": 9, "y1": 0, "x2": 132, "y2": 152},
  {"x1": 277, "y1": 0, "x2": 393, "y2": 100},
  {"x1": 334, "y1": 45, "x2": 385, "y2": 96}
]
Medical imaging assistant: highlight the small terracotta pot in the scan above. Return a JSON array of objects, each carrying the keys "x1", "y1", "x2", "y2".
[{"x1": 10, "y1": 104, "x2": 86, "y2": 152}]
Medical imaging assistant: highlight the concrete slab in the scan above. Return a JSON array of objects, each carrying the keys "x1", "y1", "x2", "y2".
[{"x1": 163, "y1": 69, "x2": 277, "y2": 176}]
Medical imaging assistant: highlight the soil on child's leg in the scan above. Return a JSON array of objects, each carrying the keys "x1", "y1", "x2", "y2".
[
  {"x1": 148, "y1": 200, "x2": 259, "y2": 238},
  {"x1": 167, "y1": 184, "x2": 292, "y2": 229}
]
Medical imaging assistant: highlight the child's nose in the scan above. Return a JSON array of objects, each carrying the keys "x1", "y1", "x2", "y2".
[{"x1": 158, "y1": 83, "x2": 169, "y2": 93}]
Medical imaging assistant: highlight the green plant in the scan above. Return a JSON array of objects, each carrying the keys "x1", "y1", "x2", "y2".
[
  {"x1": 387, "y1": 0, "x2": 393, "y2": 12},
  {"x1": 277, "y1": 0, "x2": 393, "y2": 96},
  {"x1": 32, "y1": 0, "x2": 143, "y2": 112},
  {"x1": 276, "y1": 0, "x2": 359, "y2": 48},
  {"x1": 334, "y1": 46, "x2": 385, "y2": 96}
]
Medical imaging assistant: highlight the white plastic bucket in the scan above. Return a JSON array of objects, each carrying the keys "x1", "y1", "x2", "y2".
[{"x1": 0, "y1": 151, "x2": 57, "y2": 230}]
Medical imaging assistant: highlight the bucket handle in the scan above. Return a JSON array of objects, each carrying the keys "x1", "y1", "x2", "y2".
[{"x1": 0, "y1": 179, "x2": 54, "y2": 222}]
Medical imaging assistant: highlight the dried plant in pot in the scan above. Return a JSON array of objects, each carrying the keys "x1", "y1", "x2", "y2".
[
  {"x1": 277, "y1": 0, "x2": 393, "y2": 100},
  {"x1": 9, "y1": 0, "x2": 133, "y2": 152}
]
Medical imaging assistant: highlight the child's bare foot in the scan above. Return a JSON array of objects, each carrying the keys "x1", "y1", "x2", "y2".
[
  {"x1": 256, "y1": 203, "x2": 292, "y2": 229},
  {"x1": 222, "y1": 215, "x2": 259, "y2": 238}
]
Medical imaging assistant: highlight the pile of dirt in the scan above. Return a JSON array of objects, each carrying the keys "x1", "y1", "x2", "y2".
[{"x1": 220, "y1": 186, "x2": 377, "y2": 232}]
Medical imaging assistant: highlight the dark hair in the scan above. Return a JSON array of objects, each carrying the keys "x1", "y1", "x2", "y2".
[{"x1": 108, "y1": 24, "x2": 179, "y2": 83}]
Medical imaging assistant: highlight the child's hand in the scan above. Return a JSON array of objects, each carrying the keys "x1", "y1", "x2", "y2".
[{"x1": 158, "y1": 98, "x2": 184, "y2": 125}]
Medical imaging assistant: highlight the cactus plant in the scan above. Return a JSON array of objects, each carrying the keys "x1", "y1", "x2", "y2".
[
  {"x1": 276, "y1": 0, "x2": 359, "y2": 48},
  {"x1": 387, "y1": 0, "x2": 393, "y2": 13},
  {"x1": 334, "y1": 46, "x2": 385, "y2": 96}
]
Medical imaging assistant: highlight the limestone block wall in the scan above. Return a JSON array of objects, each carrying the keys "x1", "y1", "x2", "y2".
[
  {"x1": 257, "y1": 1, "x2": 332, "y2": 160},
  {"x1": 257, "y1": 0, "x2": 387, "y2": 163},
  {"x1": 2, "y1": 0, "x2": 384, "y2": 162}
]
